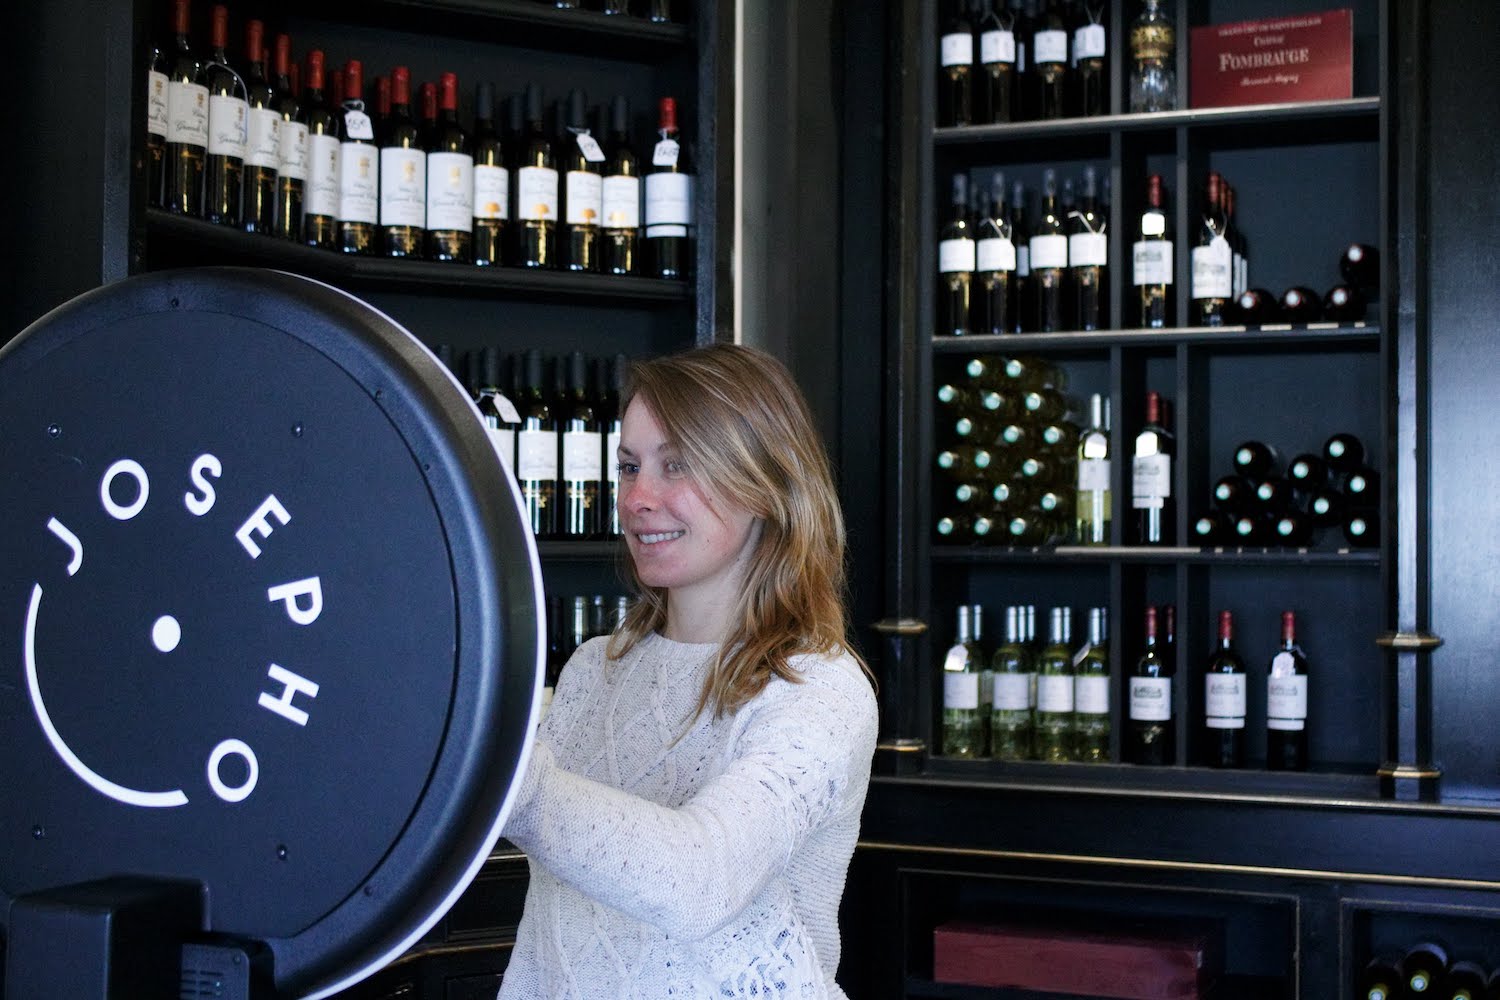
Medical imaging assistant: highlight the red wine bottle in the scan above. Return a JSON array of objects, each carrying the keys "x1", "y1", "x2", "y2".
[
  {"x1": 561, "y1": 88, "x2": 603, "y2": 272},
  {"x1": 1343, "y1": 465, "x2": 1380, "y2": 505},
  {"x1": 1212, "y1": 474, "x2": 1256, "y2": 515},
  {"x1": 146, "y1": 39, "x2": 169, "y2": 208},
  {"x1": 1306, "y1": 486, "x2": 1346, "y2": 529},
  {"x1": 164, "y1": 0, "x2": 208, "y2": 216},
  {"x1": 1323, "y1": 432, "x2": 1366, "y2": 473},
  {"x1": 1190, "y1": 172, "x2": 1231, "y2": 325},
  {"x1": 301, "y1": 50, "x2": 340, "y2": 249},
  {"x1": 1232, "y1": 439, "x2": 1280, "y2": 479},
  {"x1": 601, "y1": 95, "x2": 641, "y2": 276},
  {"x1": 517, "y1": 82, "x2": 559, "y2": 269},
  {"x1": 644, "y1": 96, "x2": 693, "y2": 279},
  {"x1": 1447, "y1": 961, "x2": 1488, "y2": 1000},
  {"x1": 336, "y1": 60, "x2": 379, "y2": 255},
  {"x1": 1192, "y1": 510, "x2": 1232, "y2": 545},
  {"x1": 1343, "y1": 511, "x2": 1379, "y2": 548},
  {"x1": 1340, "y1": 242, "x2": 1380, "y2": 291},
  {"x1": 271, "y1": 33, "x2": 306, "y2": 241},
  {"x1": 560, "y1": 351, "x2": 604, "y2": 538},
  {"x1": 1279, "y1": 285, "x2": 1322, "y2": 323},
  {"x1": 1131, "y1": 390, "x2": 1174, "y2": 544},
  {"x1": 1358, "y1": 955, "x2": 1403, "y2": 1000},
  {"x1": 1323, "y1": 283, "x2": 1367, "y2": 322},
  {"x1": 1286, "y1": 453, "x2": 1329, "y2": 491},
  {"x1": 1401, "y1": 942, "x2": 1450, "y2": 997},
  {"x1": 1204, "y1": 610, "x2": 1246, "y2": 768},
  {"x1": 427, "y1": 71, "x2": 474, "y2": 263},
  {"x1": 1266, "y1": 611, "x2": 1309, "y2": 769},
  {"x1": 241, "y1": 19, "x2": 279, "y2": 233},
  {"x1": 1133, "y1": 173, "x2": 1172, "y2": 329},
  {"x1": 1233, "y1": 287, "x2": 1280, "y2": 325},
  {"x1": 1272, "y1": 512, "x2": 1314, "y2": 546},
  {"x1": 203, "y1": 4, "x2": 246, "y2": 226},
  {"x1": 472, "y1": 82, "x2": 509, "y2": 267},
  {"x1": 1128, "y1": 605, "x2": 1174, "y2": 765},
  {"x1": 379, "y1": 66, "x2": 426, "y2": 258}
]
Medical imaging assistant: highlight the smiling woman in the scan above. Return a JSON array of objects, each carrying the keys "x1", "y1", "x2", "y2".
[{"x1": 499, "y1": 342, "x2": 878, "y2": 999}]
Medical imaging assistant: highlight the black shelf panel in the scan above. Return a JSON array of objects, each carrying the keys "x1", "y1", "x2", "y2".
[
  {"x1": 535, "y1": 540, "x2": 624, "y2": 561},
  {"x1": 933, "y1": 96, "x2": 1381, "y2": 145},
  {"x1": 144, "y1": 209, "x2": 690, "y2": 306},
  {"x1": 931, "y1": 323, "x2": 1379, "y2": 353},
  {"x1": 904, "y1": 974, "x2": 1286, "y2": 1000},
  {"x1": 929, "y1": 545, "x2": 1381, "y2": 567}
]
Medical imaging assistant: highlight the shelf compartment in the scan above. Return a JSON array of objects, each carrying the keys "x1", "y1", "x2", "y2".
[
  {"x1": 930, "y1": 545, "x2": 1380, "y2": 566},
  {"x1": 143, "y1": 210, "x2": 690, "y2": 306},
  {"x1": 931, "y1": 324, "x2": 1378, "y2": 352}
]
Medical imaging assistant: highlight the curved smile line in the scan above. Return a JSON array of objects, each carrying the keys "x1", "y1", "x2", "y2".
[{"x1": 637, "y1": 531, "x2": 685, "y2": 544}]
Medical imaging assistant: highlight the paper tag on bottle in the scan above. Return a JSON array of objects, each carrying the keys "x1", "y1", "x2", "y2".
[
  {"x1": 940, "y1": 32, "x2": 975, "y2": 67},
  {"x1": 343, "y1": 108, "x2": 374, "y2": 141},
  {"x1": 980, "y1": 30, "x2": 1016, "y2": 65},
  {"x1": 652, "y1": 138, "x2": 680, "y2": 167},
  {"x1": 1033, "y1": 29, "x2": 1068, "y2": 64},
  {"x1": 492, "y1": 391, "x2": 521, "y2": 424},
  {"x1": 574, "y1": 131, "x2": 606, "y2": 163}
]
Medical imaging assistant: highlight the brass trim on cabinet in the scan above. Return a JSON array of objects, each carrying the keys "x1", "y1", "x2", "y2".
[
  {"x1": 1375, "y1": 631, "x2": 1444, "y2": 651},
  {"x1": 872, "y1": 617, "x2": 928, "y2": 636},
  {"x1": 855, "y1": 840, "x2": 1500, "y2": 893},
  {"x1": 1376, "y1": 764, "x2": 1444, "y2": 780},
  {"x1": 876, "y1": 738, "x2": 928, "y2": 753}
]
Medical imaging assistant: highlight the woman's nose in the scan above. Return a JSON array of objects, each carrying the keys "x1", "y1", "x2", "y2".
[{"x1": 620, "y1": 473, "x2": 655, "y2": 513}]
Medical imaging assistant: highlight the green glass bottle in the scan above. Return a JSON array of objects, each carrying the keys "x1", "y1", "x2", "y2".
[
  {"x1": 1074, "y1": 606, "x2": 1110, "y2": 762},
  {"x1": 989, "y1": 605, "x2": 1035, "y2": 760},
  {"x1": 941, "y1": 604, "x2": 988, "y2": 757},
  {"x1": 1034, "y1": 606, "x2": 1075, "y2": 761}
]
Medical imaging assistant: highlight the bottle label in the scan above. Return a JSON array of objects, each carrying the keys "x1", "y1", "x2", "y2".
[
  {"x1": 1029, "y1": 233, "x2": 1068, "y2": 269},
  {"x1": 148, "y1": 70, "x2": 170, "y2": 138},
  {"x1": 207, "y1": 94, "x2": 249, "y2": 157},
  {"x1": 980, "y1": 30, "x2": 1016, "y2": 65},
  {"x1": 652, "y1": 138, "x2": 681, "y2": 167},
  {"x1": 245, "y1": 106, "x2": 281, "y2": 168},
  {"x1": 1069, "y1": 231, "x2": 1108, "y2": 267},
  {"x1": 1191, "y1": 236, "x2": 1233, "y2": 298},
  {"x1": 1074, "y1": 23, "x2": 1107, "y2": 59},
  {"x1": 474, "y1": 164, "x2": 510, "y2": 220},
  {"x1": 645, "y1": 171, "x2": 693, "y2": 234},
  {"x1": 278, "y1": 120, "x2": 309, "y2": 181},
  {"x1": 940, "y1": 32, "x2": 974, "y2": 68},
  {"x1": 602, "y1": 175, "x2": 642, "y2": 228},
  {"x1": 517, "y1": 166, "x2": 560, "y2": 221},
  {"x1": 1077, "y1": 457, "x2": 1110, "y2": 491},
  {"x1": 565, "y1": 169, "x2": 604, "y2": 226},
  {"x1": 1037, "y1": 674, "x2": 1073, "y2": 713},
  {"x1": 938, "y1": 237, "x2": 977, "y2": 274},
  {"x1": 1205, "y1": 674, "x2": 1247, "y2": 727},
  {"x1": 563, "y1": 430, "x2": 604, "y2": 479},
  {"x1": 1075, "y1": 674, "x2": 1108, "y2": 714},
  {"x1": 342, "y1": 108, "x2": 374, "y2": 141},
  {"x1": 1133, "y1": 240, "x2": 1174, "y2": 285},
  {"x1": 1131, "y1": 452, "x2": 1171, "y2": 506},
  {"x1": 1016, "y1": 243, "x2": 1031, "y2": 277},
  {"x1": 305, "y1": 133, "x2": 341, "y2": 217},
  {"x1": 1033, "y1": 29, "x2": 1068, "y2": 65},
  {"x1": 427, "y1": 152, "x2": 475, "y2": 231},
  {"x1": 338, "y1": 142, "x2": 379, "y2": 223},
  {"x1": 167, "y1": 80, "x2": 210, "y2": 147},
  {"x1": 943, "y1": 671, "x2": 981, "y2": 711},
  {"x1": 1267, "y1": 675, "x2": 1307, "y2": 730},
  {"x1": 574, "y1": 131, "x2": 607, "y2": 163},
  {"x1": 379, "y1": 146, "x2": 427, "y2": 227},
  {"x1": 607, "y1": 429, "x2": 622, "y2": 483},
  {"x1": 486, "y1": 426, "x2": 515, "y2": 474},
  {"x1": 517, "y1": 428, "x2": 559, "y2": 480},
  {"x1": 1129, "y1": 677, "x2": 1171, "y2": 721},
  {"x1": 977, "y1": 236, "x2": 1016, "y2": 272},
  {"x1": 992, "y1": 672, "x2": 1031, "y2": 710}
]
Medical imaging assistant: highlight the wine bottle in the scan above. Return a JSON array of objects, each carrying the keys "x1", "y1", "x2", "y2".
[
  {"x1": 1272, "y1": 512, "x2": 1314, "y2": 546},
  {"x1": 1192, "y1": 510, "x2": 1232, "y2": 545},
  {"x1": 425, "y1": 72, "x2": 474, "y2": 263},
  {"x1": 1358, "y1": 955, "x2": 1403, "y2": 1000},
  {"x1": 1021, "y1": 386, "x2": 1069, "y2": 423},
  {"x1": 1323, "y1": 284, "x2": 1367, "y2": 323},
  {"x1": 937, "y1": 0, "x2": 975, "y2": 127},
  {"x1": 336, "y1": 60, "x2": 378, "y2": 255},
  {"x1": 1191, "y1": 172, "x2": 1232, "y2": 325},
  {"x1": 1231, "y1": 513, "x2": 1272, "y2": 547},
  {"x1": 1128, "y1": 0, "x2": 1176, "y2": 112},
  {"x1": 1131, "y1": 390, "x2": 1174, "y2": 544},
  {"x1": 1224, "y1": 183, "x2": 1247, "y2": 298},
  {"x1": 558, "y1": 88, "x2": 604, "y2": 271},
  {"x1": 942, "y1": 604, "x2": 988, "y2": 757},
  {"x1": 1074, "y1": 606, "x2": 1109, "y2": 762},
  {"x1": 1010, "y1": 179, "x2": 1032, "y2": 331},
  {"x1": 601, "y1": 95, "x2": 642, "y2": 275},
  {"x1": 1287, "y1": 453, "x2": 1329, "y2": 491},
  {"x1": 939, "y1": 173, "x2": 977, "y2": 336},
  {"x1": 1448, "y1": 962, "x2": 1488, "y2": 1000},
  {"x1": 1266, "y1": 611, "x2": 1309, "y2": 770},
  {"x1": 644, "y1": 96, "x2": 693, "y2": 278},
  {"x1": 560, "y1": 351, "x2": 604, "y2": 538},
  {"x1": 936, "y1": 445, "x2": 996, "y2": 483},
  {"x1": 164, "y1": 0, "x2": 208, "y2": 217},
  {"x1": 471, "y1": 82, "x2": 509, "y2": 267},
  {"x1": 1402, "y1": 942, "x2": 1451, "y2": 997},
  {"x1": 1031, "y1": 0, "x2": 1070, "y2": 120},
  {"x1": 517, "y1": 350, "x2": 559, "y2": 537},
  {"x1": 1072, "y1": 1, "x2": 1107, "y2": 118},
  {"x1": 1128, "y1": 605, "x2": 1173, "y2": 765},
  {"x1": 271, "y1": 34, "x2": 306, "y2": 241},
  {"x1": 240, "y1": 20, "x2": 278, "y2": 233},
  {"x1": 1232, "y1": 440, "x2": 1280, "y2": 480},
  {"x1": 602, "y1": 353, "x2": 627, "y2": 538},
  {"x1": 1010, "y1": 0, "x2": 1033, "y2": 121},
  {"x1": 602, "y1": 0, "x2": 633, "y2": 13},
  {"x1": 1034, "y1": 606, "x2": 1075, "y2": 761},
  {"x1": 1133, "y1": 173, "x2": 1172, "y2": 328},
  {"x1": 1344, "y1": 465, "x2": 1380, "y2": 504},
  {"x1": 379, "y1": 66, "x2": 426, "y2": 258},
  {"x1": 1233, "y1": 288, "x2": 1280, "y2": 325},
  {"x1": 1340, "y1": 242, "x2": 1381, "y2": 291},
  {"x1": 301, "y1": 50, "x2": 340, "y2": 249},
  {"x1": 1204, "y1": 610, "x2": 1246, "y2": 768},
  {"x1": 203, "y1": 5, "x2": 246, "y2": 226},
  {"x1": 371, "y1": 74, "x2": 390, "y2": 142},
  {"x1": 418, "y1": 81, "x2": 438, "y2": 147},
  {"x1": 476, "y1": 347, "x2": 520, "y2": 477},
  {"x1": 1030, "y1": 168, "x2": 1068, "y2": 332},
  {"x1": 1323, "y1": 432, "x2": 1366, "y2": 473},
  {"x1": 974, "y1": 172, "x2": 1014, "y2": 335},
  {"x1": 935, "y1": 512, "x2": 998, "y2": 543},
  {"x1": 975, "y1": 0, "x2": 1016, "y2": 124},
  {"x1": 990, "y1": 605, "x2": 1036, "y2": 760},
  {"x1": 1279, "y1": 285, "x2": 1323, "y2": 323},
  {"x1": 1069, "y1": 165, "x2": 1108, "y2": 330},
  {"x1": 1343, "y1": 511, "x2": 1379, "y2": 548},
  {"x1": 146, "y1": 40, "x2": 169, "y2": 208},
  {"x1": 1212, "y1": 473, "x2": 1255, "y2": 515},
  {"x1": 517, "y1": 83, "x2": 559, "y2": 268}
]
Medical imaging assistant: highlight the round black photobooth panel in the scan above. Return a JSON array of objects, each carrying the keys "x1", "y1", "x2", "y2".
[{"x1": 0, "y1": 269, "x2": 544, "y2": 998}]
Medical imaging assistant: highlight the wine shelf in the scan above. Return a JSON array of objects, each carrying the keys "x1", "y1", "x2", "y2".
[
  {"x1": 929, "y1": 545, "x2": 1381, "y2": 566},
  {"x1": 930, "y1": 323, "x2": 1379, "y2": 352},
  {"x1": 902, "y1": 974, "x2": 1289, "y2": 1000},
  {"x1": 143, "y1": 209, "x2": 692, "y2": 306}
]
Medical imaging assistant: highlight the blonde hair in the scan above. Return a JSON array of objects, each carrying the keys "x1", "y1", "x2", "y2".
[{"x1": 606, "y1": 343, "x2": 869, "y2": 719}]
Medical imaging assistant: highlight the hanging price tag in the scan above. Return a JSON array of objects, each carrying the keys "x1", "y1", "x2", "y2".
[
  {"x1": 652, "y1": 139, "x2": 680, "y2": 167},
  {"x1": 343, "y1": 109, "x2": 374, "y2": 141},
  {"x1": 573, "y1": 131, "x2": 606, "y2": 163}
]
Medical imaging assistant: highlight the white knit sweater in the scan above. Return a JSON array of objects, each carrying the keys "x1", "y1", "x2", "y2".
[{"x1": 498, "y1": 631, "x2": 878, "y2": 999}]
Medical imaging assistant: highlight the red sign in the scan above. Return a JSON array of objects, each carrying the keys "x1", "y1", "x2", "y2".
[{"x1": 1190, "y1": 8, "x2": 1353, "y2": 108}]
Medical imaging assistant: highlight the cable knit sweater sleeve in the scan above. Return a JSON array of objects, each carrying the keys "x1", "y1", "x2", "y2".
[{"x1": 502, "y1": 649, "x2": 877, "y2": 942}]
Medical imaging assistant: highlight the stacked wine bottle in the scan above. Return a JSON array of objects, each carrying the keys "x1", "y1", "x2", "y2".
[
  {"x1": 1358, "y1": 941, "x2": 1500, "y2": 1000},
  {"x1": 1193, "y1": 433, "x2": 1379, "y2": 549}
]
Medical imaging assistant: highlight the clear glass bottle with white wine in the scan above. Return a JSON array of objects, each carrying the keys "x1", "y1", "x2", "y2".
[
  {"x1": 1076, "y1": 392, "x2": 1111, "y2": 545},
  {"x1": 1034, "y1": 606, "x2": 1075, "y2": 761},
  {"x1": 1074, "y1": 607, "x2": 1110, "y2": 762},
  {"x1": 942, "y1": 604, "x2": 988, "y2": 757},
  {"x1": 989, "y1": 605, "x2": 1035, "y2": 760}
]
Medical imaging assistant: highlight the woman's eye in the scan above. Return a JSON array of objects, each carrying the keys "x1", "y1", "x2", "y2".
[
  {"x1": 665, "y1": 461, "x2": 687, "y2": 477},
  {"x1": 617, "y1": 462, "x2": 638, "y2": 477}
]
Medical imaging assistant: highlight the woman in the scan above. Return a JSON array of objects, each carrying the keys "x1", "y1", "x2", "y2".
[{"x1": 499, "y1": 343, "x2": 879, "y2": 998}]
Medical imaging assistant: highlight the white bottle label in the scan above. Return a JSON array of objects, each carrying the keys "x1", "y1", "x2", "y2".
[
  {"x1": 652, "y1": 138, "x2": 680, "y2": 168},
  {"x1": 1074, "y1": 23, "x2": 1107, "y2": 59},
  {"x1": 1191, "y1": 236, "x2": 1234, "y2": 298},
  {"x1": 1267, "y1": 651, "x2": 1307, "y2": 730},
  {"x1": 342, "y1": 108, "x2": 374, "y2": 141},
  {"x1": 1016, "y1": 243, "x2": 1031, "y2": 277},
  {"x1": 574, "y1": 132, "x2": 606, "y2": 163},
  {"x1": 944, "y1": 672, "x2": 981, "y2": 711},
  {"x1": 306, "y1": 133, "x2": 340, "y2": 216},
  {"x1": 1069, "y1": 231, "x2": 1108, "y2": 267},
  {"x1": 645, "y1": 172, "x2": 693, "y2": 235},
  {"x1": 977, "y1": 236, "x2": 1016, "y2": 272},
  {"x1": 1128, "y1": 677, "x2": 1171, "y2": 721},
  {"x1": 1033, "y1": 29, "x2": 1068, "y2": 65},
  {"x1": 473, "y1": 164, "x2": 510, "y2": 220},
  {"x1": 517, "y1": 166, "x2": 560, "y2": 221},
  {"x1": 607, "y1": 429, "x2": 622, "y2": 483},
  {"x1": 167, "y1": 80, "x2": 209, "y2": 147},
  {"x1": 379, "y1": 146, "x2": 427, "y2": 227},
  {"x1": 940, "y1": 32, "x2": 974, "y2": 68},
  {"x1": 565, "y1": 169, "x2": 604, "y2": 226},
  {"x1": 980, "y1": 30, "x2": 1016, "y2": 65},
  {"x1": 245, "y1": 106, "x2": 281, "y2": 168},
  {"x1": 992, "y1": 672, "x2": 1032, "y2": 711},
  {"x1": 1030, "y1": 233, "x2": 1068, "y2": 269},
  {"x1": 938, "y1": 237, "x2": 976, "y2": 274},
  {"x1": 1132, "y1": 452, "x2": 1171, "y2": 507},
  {"x1": 602, "y1": 174, "x2": 641, "y2": 228},
  {"x1": 1205, "y1": 674, "x2": 1247, "y2": 728},
  {"x1": 148, "y1": 70, "x2": 170, "y2": 137},
  {"x1": 1133, "y1": 241, "x2": 1174, "y2": 285},
  {"x1": 427, "y1": 151, "x2": 475, "y2": 231},
  {"x1": 1075, "y1": 675, "x2": 1109, "y2": 715},
  {"x1": 278, "y1": 120, "x2": 309, "y2": 181},
  {"x1": 517, "y1": 429, "x2": 559, "y2": 480},
  {"x1": 1037, "y1": 674, "x2": 1073, "y2": 713},
  {"x1": 338, "y1": 142, "x2": 379, "y2": 223},
  {"x1": 563, "y1": 430, "x2": 604, "y2": 480},
  {"x1": 487, "y1": 426, "x2": 516, "y2": 474},
  {"x1": 1077, "y1": 457, "x2": 1110, "y2": 491},
  {"x1": 207, "y1": 94, "x2": 248, "y2": 157}
]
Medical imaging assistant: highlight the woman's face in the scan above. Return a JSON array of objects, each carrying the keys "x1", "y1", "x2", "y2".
[{"x1": 616, "y1": 398, "x2": 760, "y2": 610}]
